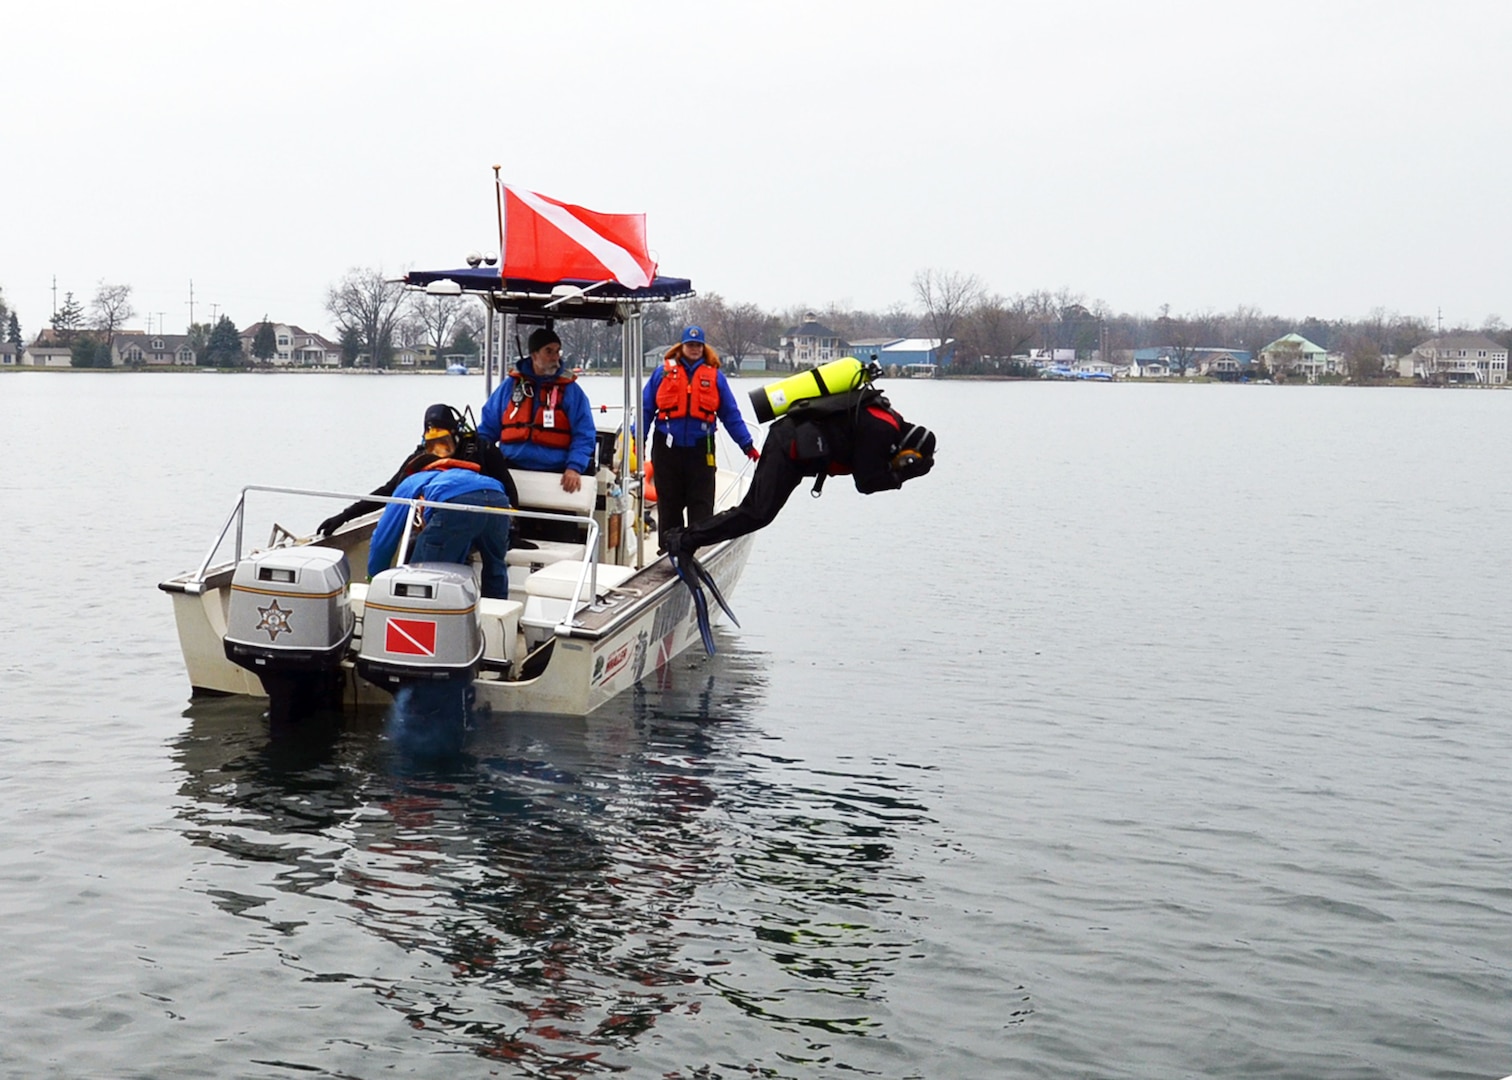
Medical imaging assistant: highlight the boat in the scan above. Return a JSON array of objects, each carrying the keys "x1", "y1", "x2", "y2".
[{"x1": 161, "y1": 256, "x2": 755, "y2": 718}]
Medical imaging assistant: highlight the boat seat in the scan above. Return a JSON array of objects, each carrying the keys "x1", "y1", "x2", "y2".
[
  {"x1": 511, "y1": 469, "x2": 597, "y2": 515},
  {"x1": 507, "y1": 469, "x2": 597, "y2": 570},
  {"x1": 524, "y1": 560, "x2": 637, "y2": 601},
  {"x1": 505, "y1": 539, "x2": 586, "y2": 569},
  {"x1": 520, "y1": 561, "x2": 638, "y2": 644}
]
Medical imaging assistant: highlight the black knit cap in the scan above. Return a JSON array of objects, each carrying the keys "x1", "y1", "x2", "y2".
[
  {"x1": 527, "y1": 327, "x2": 561, "y2": 353},
  {"x1": 423, "y1": 403, "x2": 458, "y2": 439}
]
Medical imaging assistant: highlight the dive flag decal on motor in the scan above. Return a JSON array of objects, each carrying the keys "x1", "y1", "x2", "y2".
[{"x1": 385, "y1": 618, "x2": 437, "y2": 657}]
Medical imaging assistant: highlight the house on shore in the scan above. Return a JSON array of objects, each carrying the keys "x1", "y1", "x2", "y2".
[
  {"x1": 1407, "y1": 333, "x2": 1508, "y2": 384},
  {"x1": 238, "y1": 322, "x2": 341, "y2": 367},
  {"x1": 22, "y1": 329, "x2": 75, "y2": 367},
  {"x1": 1129, "y1": 346, "x2": 1253, "y2": 378},
  {"x1": 113, "y1": 331, "x2": 197, "y2": 366},
  {"x1": 1260, "y1": 333, "x2": 1333, "y2": 379},
  {"x1": 779, "y1": 313, "x2": 847, "y2": 370}
]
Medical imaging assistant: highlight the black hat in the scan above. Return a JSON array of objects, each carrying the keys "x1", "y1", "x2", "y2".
[
  {"x1": 527, "y1": 327, "x2": 561, "y2": 354},
  {"x1": 423, "y1": 403, "x2": 459, "y2": 440}
]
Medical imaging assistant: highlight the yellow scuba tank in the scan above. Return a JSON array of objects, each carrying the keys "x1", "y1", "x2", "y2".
[{"x1": 749, "y1": 356, "x2": 866, "y2": 424}]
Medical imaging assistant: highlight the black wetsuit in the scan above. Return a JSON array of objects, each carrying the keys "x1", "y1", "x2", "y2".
[
  {"x1": 318, "y1": 433, "x2": 519, "y2": 537},
  {"x1": 673, "y1": 389, "x2": 920, "y2": 553}
]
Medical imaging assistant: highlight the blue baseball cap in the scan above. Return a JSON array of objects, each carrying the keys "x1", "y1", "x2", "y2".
[{"x1": 681, "y1": 325, "x2": 705, "y2": 344}]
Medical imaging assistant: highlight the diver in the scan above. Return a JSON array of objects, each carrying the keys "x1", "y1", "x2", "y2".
[
  {"x1": 663, "y1": 361, "x2": 935, "y2": 654},
  {"x1": 315, "y1": 403, "x2": 518, "y2": 539},
  {"x1": 665, "y1": 363, "x2": 936, "y2": 562}
]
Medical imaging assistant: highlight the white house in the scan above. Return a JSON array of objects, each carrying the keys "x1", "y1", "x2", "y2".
[
  {"x1": 114, "y1": 331, "x2": 197, "y2": 366},
  {"x1": 779, "y1": 312, "x2": 847, "y2": 369},
  {"x1": 22, "y1": 329, "x2": 74, "y2": 367},
  {"x1": 1259, "y1": 333, "x2": 1332, "y2": 378},
  {"x1": 1409, "y1": 333, "x2": 1508, "y2": 385},
  {"x1": 239, "y1": 322, "x2": 341, "y2": 367}
]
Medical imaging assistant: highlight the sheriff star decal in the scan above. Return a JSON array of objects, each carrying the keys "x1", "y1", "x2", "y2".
[{"x1": 256, "y1": 600, "x2": 294, "y2": 642}]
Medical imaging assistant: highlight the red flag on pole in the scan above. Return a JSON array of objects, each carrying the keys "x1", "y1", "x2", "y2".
[{"x1": 499, "y1": 183, "x2": 656, "y2": 289}]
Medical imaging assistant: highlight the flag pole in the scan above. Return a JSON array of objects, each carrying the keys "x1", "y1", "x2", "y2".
[{"x1": 491, "y1": 165, "x2": 506, "y2": 392}]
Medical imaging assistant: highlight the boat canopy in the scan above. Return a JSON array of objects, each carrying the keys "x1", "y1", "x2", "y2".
[{"x1": 403, "y1": 267, "x2": 694, "y2": 323}]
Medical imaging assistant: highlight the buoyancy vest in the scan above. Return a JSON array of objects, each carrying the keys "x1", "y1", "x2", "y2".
[
  {"x1": 655, "y1": 359, "x2": 722, "y2": 424},
  {"x1": 783, "y1": 387, "x2": 903, "y2": 487},
  {"x1": 499, "y1": 373, "x2": 574, "y2": 450}
]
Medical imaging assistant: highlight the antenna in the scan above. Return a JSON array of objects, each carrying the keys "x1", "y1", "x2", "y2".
[
  {"x1": 187, "y1": 279, "x2": 195, "y2": 327},
  {"x1": 51, "y1": 275, "x2": 57, "y2": 316}
]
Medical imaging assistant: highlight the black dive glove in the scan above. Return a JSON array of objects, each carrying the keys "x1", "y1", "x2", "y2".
[{"x1": 316, "y1": 513, "x2": 347, "y2": 538}]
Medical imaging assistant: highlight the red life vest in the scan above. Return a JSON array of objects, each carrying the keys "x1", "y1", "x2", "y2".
[
  {"x1": 499, "y1": 373, "x2": 574, "y2": 450},
  {"x1": 655, "y1": 359, "x2": 721, "y2": 423},
  {"x1": 420, "y1": 458, "x2": 481, "y2": 473}
]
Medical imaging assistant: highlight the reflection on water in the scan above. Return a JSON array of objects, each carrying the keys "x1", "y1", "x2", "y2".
[{"x1": 170, "y1": 644, "x2": 934, "y2": 1074}]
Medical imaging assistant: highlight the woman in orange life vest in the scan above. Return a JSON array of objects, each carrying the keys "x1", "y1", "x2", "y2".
[
  {"x1": 641, "y1": 325, "x2": 759, "y2": 553},
  {"x1": 479, "y1": 327, "x2": 596, "y2": 494}
]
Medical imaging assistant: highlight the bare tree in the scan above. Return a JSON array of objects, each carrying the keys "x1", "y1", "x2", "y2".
[
  {"x1": 959, "y1": 294, "x2": 1038, "y2": 369},
  {"x1": 409, "y1": 293, "x2": 463, "y2": 367},
  {"x1": 1262, "y1": 338, "x2": 1303, "y2": 382},
  {"x1": 912, "y1": 269, "x2": 983, "y2": 363},
  {"x1": 448, "y1": 303, "x2": 485, "y2": 363},
  {"x1": 690, "y1": 293, "x2": 776, "y2": 371},
  {"x1": 555, "y1": 315, "x2": 622, "y2": 370},
  {"x1": 1022, "y1": 289, "x2": 1063, "y2": 354},
  {"x1": 91, "y1": 282, "x2": 135, "y2": 356},
  {"x1": 877, "y1": 302, "x2": 919, "y2": 337},
  {"x1": 326, "y1": 268, "x2": 406, "y2": 368},
  {"x1": 1338, "y1": 332, "x2": 1385, "y2": 382},
  {"x1": 1153, "y1": 305, "x2": 1216, "y2": 374}
]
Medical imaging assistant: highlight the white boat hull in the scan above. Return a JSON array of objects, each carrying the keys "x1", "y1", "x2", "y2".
[{"x1": 164, "y1": 526, "x2": 753, "y2": 717}]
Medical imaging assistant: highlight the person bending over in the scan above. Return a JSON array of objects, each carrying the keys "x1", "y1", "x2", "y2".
[
  {"x1": 365, "y1": 431, "x2": 512, "y2": 600},
  {"x1": 315, "y1": 403, "x2": 517, "y2": 539}
]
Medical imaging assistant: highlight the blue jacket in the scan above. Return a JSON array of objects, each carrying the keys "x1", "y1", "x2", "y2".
[
  {"x1": 367, "y1": 468, "x2": 508, "y2": 579},
  {"x1": 642, "y1": 355, "x2": 755, "y2": 452},
  {"x1": 479, "y1": 359, "x2": 597, "y2": 474}
]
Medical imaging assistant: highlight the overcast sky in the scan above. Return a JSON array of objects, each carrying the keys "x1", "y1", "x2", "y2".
[{"x1": 5, "y1": 1, "x2": 1509, "y2": 338}]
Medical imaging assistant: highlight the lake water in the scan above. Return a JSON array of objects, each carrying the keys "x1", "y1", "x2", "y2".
[{"x1": 3, "y1": 371, "x2": 1511, "y2": 1079}]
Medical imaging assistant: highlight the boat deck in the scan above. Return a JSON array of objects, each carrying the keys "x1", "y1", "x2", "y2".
[{"x1": 569, "y1": 557, "x2": 679, "y2": 635}]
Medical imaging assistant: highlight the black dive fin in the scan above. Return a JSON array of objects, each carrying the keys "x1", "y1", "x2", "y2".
[
  {"x1": 689, "y1": 555, "x2": 740, "y2": 628},
  {"x1": 670, "y1": 552, "x2": 717, "y2": 655}
]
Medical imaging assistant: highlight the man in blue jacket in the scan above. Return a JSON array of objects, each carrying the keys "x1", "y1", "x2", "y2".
[
  {"x1": 479, "y1": 327, "x2": 596, "y2": 494},
  {"x1": 642, "y1": 325, "x2": 759, "y2": 553},
  {"x1": 366, "y1": 435, "x2": 512, "y2": 599}
]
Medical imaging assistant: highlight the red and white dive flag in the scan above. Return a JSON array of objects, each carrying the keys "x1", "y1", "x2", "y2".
[{"x1": 499, "y1": 183, "x2": 656, "y2": 289}]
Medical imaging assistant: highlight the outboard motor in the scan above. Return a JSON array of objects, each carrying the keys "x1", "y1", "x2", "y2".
[
  {"x1": 356, "y1": 564, "x2": 484, "y2": 690},
  {"x1": 223, "y1": 546, "x2": 354, "y2": 721}
]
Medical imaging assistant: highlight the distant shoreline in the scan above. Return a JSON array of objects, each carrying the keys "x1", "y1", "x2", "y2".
[{"x1": 0, "y1": 367, "x2": 1488, "y2": 388}]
